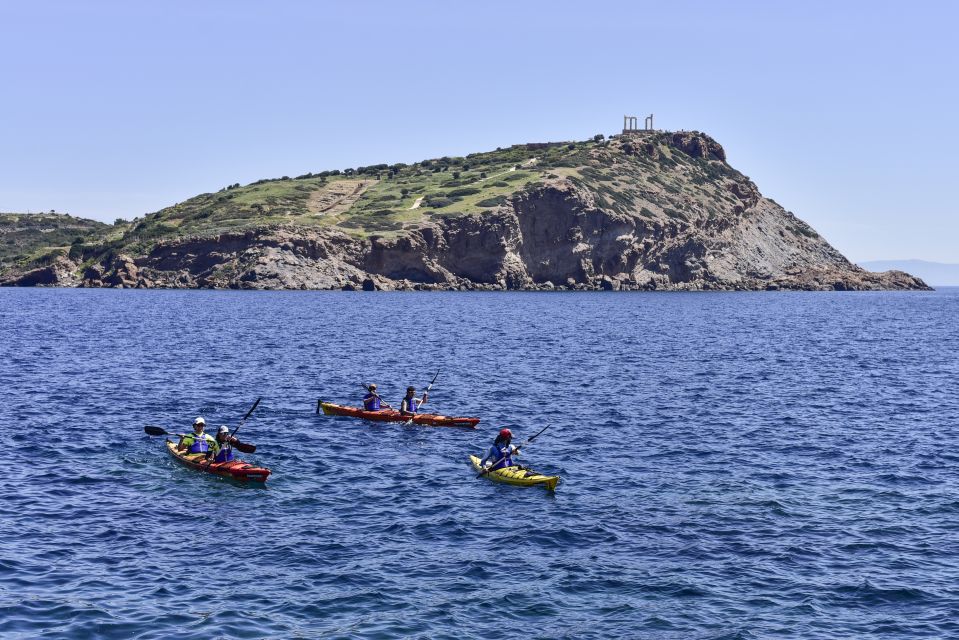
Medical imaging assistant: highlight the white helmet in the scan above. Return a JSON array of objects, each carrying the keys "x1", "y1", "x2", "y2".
[
  {"x1": 193, "y1": 417, "x2": 206, "y2": 427},
  {"x1": 218, "y1": 425, "x2": 230, "y2": 434}
]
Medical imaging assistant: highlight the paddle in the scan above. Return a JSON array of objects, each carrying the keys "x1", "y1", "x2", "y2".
[
  {"x1": 361, "y1": 383, "x2": 393, "y2": 410},
  {"x1": 477, "y1": 424, "x2": 551, "y2": 477},
  {"x1": 144, "y1": 425, "x2": 256, "y2": 453},
  {"x1": 203, "y1": 398, "x2": 261, "y2": 467},
  {"x1": 404, "y1": 371, "x2": 439, "y2": 425}
]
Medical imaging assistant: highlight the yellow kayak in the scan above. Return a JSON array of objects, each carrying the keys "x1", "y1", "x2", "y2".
[{"x1": 469, "y1": 455, "x2": 559, "y2": 491}]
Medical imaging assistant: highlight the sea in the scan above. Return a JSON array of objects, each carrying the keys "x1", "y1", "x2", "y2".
[{"x1": 1, "y1": 288, "x2": 957, "y2": 639}]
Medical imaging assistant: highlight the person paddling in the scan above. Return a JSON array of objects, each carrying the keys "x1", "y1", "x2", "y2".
[
  {"x1": 208, "y1": 425, "x2": 239, "y2": 463},
  {"x1": 480, "y1": 428, "x2": 519, "y2": 471},
  {"x1": 177, "y1": 417, "x2": 216, "y2": 454},
  {"x1": 363, "y1": 384, "x2": 392, "y2": 411},
  {"x1": 400, "y1": 386, "x2": 428, "y2": 415}
]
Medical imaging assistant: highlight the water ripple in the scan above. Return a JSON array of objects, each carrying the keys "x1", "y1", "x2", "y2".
[{"x1": 1, "y1": 288, "x2": 958, "y2": 638}]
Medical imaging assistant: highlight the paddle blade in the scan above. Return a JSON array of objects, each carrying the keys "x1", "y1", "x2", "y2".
[
  {"x1": 144, "y1": 425, "x2": 169, "y2": 436},
  {"x1": 234, "y1": 441, "x2": 256, "y2": 453}
]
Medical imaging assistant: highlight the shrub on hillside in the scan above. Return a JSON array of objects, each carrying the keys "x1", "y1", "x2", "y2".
[
  {"x1": 477, "y1": 195, "x2": 508, "y2": 208},
  {"x1": 424, "y1": 196, "x2": 457, "y2": 209},
  {"x1": 447, "y1": 187, "x2": 481, "y2": 198},
  {"x1": 68, "y1": 238, "x2": 84, "y2": 260}
]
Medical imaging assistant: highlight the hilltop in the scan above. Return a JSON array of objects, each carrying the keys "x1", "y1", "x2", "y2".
[{"x1": 0, "y1": 131, "x2": 928, "y2": 291}]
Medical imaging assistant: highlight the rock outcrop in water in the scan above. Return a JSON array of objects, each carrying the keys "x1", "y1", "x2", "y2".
[{"x1": 0, "y1": 132, "x2": 930, "y2": 291}]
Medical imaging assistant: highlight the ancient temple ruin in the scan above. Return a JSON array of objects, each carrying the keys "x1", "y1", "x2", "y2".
[{"x1": 623, "y1": 114, "x2": 655, "y2": 134}]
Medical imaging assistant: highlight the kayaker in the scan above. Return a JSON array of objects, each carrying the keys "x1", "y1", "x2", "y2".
[
  {"x1": 177, "y1": 417, "x2": 216, "y2": 454},
  {"x1": 209, "y1": 425, "x2": 239, "y2": 463},
  {"x1": 480, "y1": 428, "x2": 519, "y2": 470},
  {"x1": 363, "y1": 384, "x2": 392, "y2": 411},
  {"x1": 400, "y1": 386, "x2": 428, "y2": 415}
]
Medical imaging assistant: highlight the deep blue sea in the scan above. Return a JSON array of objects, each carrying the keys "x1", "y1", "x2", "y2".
[{"x1": 1, "y1": 288, "x2": 958, "y2": 639}]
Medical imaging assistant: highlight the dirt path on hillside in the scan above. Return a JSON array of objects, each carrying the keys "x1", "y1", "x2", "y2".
[
  {"x1": 478, "y1": 157, "x2": 538, "y2": 182},
  {"x1": 307, "y1": 179, "x2": 375, "y2": 216}
]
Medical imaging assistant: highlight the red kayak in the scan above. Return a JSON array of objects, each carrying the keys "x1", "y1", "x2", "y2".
[
  {"x1": 319, "y1": 402, "x2": 480, "y2": 429},
  {"x1": 165, "y1": 440, "x2": 271, "y2": 483}
]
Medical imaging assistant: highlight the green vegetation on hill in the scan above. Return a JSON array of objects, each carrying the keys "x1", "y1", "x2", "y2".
[
  {"x1": 2, "y1": 131, "x2": 750, "y2": 275},
  {"x1": 0, "y1": 213, "x2": 109, "y2": 270},
  {"x1": 116, "y1": 138, "x2": 606, "y2": 247}
]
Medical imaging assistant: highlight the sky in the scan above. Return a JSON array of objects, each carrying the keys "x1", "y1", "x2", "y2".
[{"x1": 1, "y1": 0, "x2": 956, "y2": 262}]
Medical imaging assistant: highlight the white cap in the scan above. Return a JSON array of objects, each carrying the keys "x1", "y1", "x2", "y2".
[
  {"x1": 193, "y1": 417, "x2": 206, "y2": 426},
  {"x1": 218, "y1": 425, "x2": 230, "y2": 434}
]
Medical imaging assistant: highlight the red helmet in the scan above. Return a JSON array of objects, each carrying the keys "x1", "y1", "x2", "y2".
[{"x1": 498, "y1": 428, "x2": 512, "y2": 439}]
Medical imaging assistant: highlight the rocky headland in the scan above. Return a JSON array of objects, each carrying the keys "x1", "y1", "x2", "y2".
[{"x1": 0, "y1": 131, "x2": 929, "y2": 291}]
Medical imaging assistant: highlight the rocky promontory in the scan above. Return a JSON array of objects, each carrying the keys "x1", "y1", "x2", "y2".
[{"x1": 0, "y1": 131, "x2": 929, "y2": 291}]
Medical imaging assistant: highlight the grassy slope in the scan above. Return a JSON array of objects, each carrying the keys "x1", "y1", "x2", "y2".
[
  {"x1": 0, "y1": 213, "x2": 110, "y2": 269},
  {"x1": 115, "y1": 140, "x2": 595, "y2": 250}
]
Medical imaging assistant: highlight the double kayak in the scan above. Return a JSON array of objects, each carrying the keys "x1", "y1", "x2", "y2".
[
  {"x1": 165, "y1": 440, "x2": 271, "y2": 483},
  {"x1": 469, "y1": 455, "x2": 559, "y2": 491},
  {"x1": 319, "y1": 402, "x2": 480, "y2": 429}
]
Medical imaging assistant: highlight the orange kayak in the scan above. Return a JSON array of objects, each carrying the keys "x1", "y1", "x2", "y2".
[
  {"x1": 165, "y1": 440, "x2": 271, "y2": 482},
  {"x1": 319, "y1": 402, "x2": 480, "y2": 429}
]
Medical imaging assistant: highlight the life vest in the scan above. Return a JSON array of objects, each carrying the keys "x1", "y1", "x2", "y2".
[
  {"x1": 403, "y1": 397, "x2": 418, "y2": 414},
  {"x1": 363, "y1": 393, "x2": 381, "y2": 411},
  {"x1": 213, "y1": 444, "x2": 234, "y2": 463},
  {"x1": 185, "y1": 433, "x2": 213, "y2": 454},
  {"x1": 486, "y1": 443, "x2": 514, "y2": 469}
]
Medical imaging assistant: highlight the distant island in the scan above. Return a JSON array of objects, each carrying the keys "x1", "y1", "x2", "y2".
[
  {"x1": 0, "y1": 130, "x2": 929, "y2": 291},
  {"x1": 858, "y1": 260, "x2": 958, "y2": 287}
]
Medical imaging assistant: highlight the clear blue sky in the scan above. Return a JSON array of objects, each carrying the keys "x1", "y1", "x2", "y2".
[{"x1": 1, "y1": 0, "x2": 956, "y2": 262}]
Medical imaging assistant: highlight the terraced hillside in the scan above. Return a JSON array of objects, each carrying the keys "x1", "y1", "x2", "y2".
[
  {"x1": 0, "y1": 132, "x2": 928, "y2": 291},
  {"x1": 0, "y1": 213, "x2": 111, "y2": 284},
  {"x1": 109, "y1": 143, "x2": 573, "y2": 244}
]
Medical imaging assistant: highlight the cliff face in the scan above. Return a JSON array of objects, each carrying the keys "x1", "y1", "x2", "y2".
[{"x1": 0, "y1": 132, "x2": 929, "y2": 291}]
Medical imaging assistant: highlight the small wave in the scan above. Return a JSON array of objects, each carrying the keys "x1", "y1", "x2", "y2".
[{"x1": 826, "y1": 580, "x2": 935, "y2": 606}]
